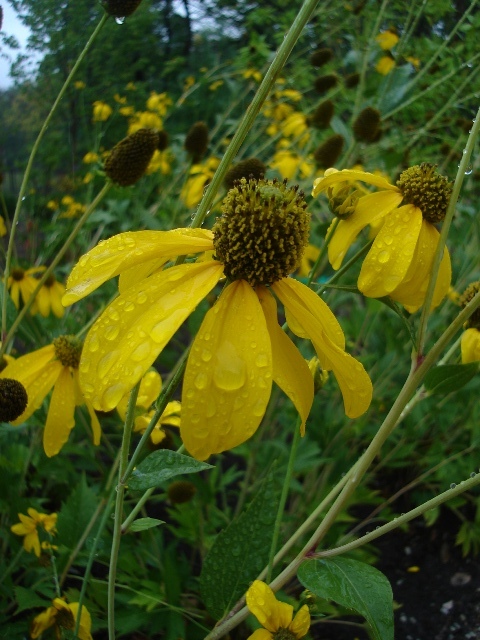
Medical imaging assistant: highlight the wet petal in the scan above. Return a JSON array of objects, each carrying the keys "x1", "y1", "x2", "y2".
[
  {"x1": 257, "y1": 286, "x2": 313, "y2": 435},
  {"x1": 358, "y1": 204, "x2": 422, "y2": 298},
  {"x1": 328, "y1": 190, "x2": 404, "y2": 269},
  {"x1": 44, "y1": 367, "x2": 76, "y2": 457},
  {"x1": 80, "y1": 261, "x2": 223, "y2": 411},
  {"x1": 181, "y1": 280, "x2": 272, "y2": 460},
  {"x1": 272, "y1": 277, "x2": 345, "y2": 352},
  {"x1": 0, "y1": 345, "x2": 55, "y2": 382},
  {"x1": 273, "y1": 281, "x2": 372, "y2": 417},
  {"x1": 313, "y1": 168, "x2": 400, "y2": 197},
  {"x1": 461, "y1": 328, "x2": 480, "y2": 363},
  {"x1": 118, "y1": 256, "x2": 169, "y2": 294},
  {"x1": 10, "y1": 361, "x2": 63, "y2": 425},
  {"x1": 63, "y1": 228, "x2": 214, "y2": 305},
  {"x1": 289, "y1": 605, "x2": 311, "y2": 638},
  {"x1": 246, "y1": 581, "x2": 293, "y2": 632}
]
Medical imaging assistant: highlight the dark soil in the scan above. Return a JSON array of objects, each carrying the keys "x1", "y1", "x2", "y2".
[{"x1": 312, "y1": 511, "x2": 480, "y2": 640}]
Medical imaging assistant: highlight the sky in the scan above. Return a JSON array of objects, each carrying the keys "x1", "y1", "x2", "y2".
[{"x1": 0, "y1": 2, "x2": 31, "y2": 88}]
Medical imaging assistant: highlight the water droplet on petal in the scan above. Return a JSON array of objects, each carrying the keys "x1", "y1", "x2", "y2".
[
  {"x1": 131, "y1": 342, "x2": 152, "y2": 362},
  {"x1": 104, "y1": 325, "x2": 120, "y2": 341},
  {"x1": 255, "y1": 353, "x2": 269, "y2": 368},
  {"x1": 88, "y1": 333, "x2": 100, "y2": 352},
  {"x1": 377, "y1": 250, "x2": 390, "y2": 264},
  {"x1": 103, "y1": 383, "x2": 127, "y2": 408},
  {"x1": 194, "y1": 372, "x2": 208, "y2": 390}
]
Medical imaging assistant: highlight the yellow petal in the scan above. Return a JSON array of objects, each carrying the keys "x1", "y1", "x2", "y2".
[
  {"x1": 289, "y1": 605, "x2": 311, "y2": 638},
  {"x1": 358, "y1": 204, "x2": 422, "y2": 298},
  {"x1": 10, "y1": 360, "x2": 63, "y2": 425},
  {"x1": 68, "y1": 603, "x2": 93, "y2": 640},
  {"x1": 246, "y1": 629, "x2": 273, "y2": 640},
  {"x1": 246, "y1": 581, "x2": 293, "y2": 633},
  {"x1": 313, "y1": 168, "x2": 400, "y2": 197},
  {"x1": 461, "y1": 328, "x2": 480, "y2": 363},
  {"x1": 10, "y1": 522, "x2": 30, "y2": 536},
  {"x1": 273, "y1": 280, "x2": 372, "y2": 418},
  {"x1": 51, "y1": 282, "x2": 66, "y2": 318},
  {"x1": 257, "y1": 286, "x2": 313, "y2": 435},
  {"x1": 0, "y1": 344, "x2": 55, "y2": 382},
  {"x1": 44, "y1": 367, "x2": 76, "y2": 457},
  {"x1": 86, "y1": 401, "x2": 102, "y2": 446},
  {"x1": 63, "y1": 228, "x2": 214, "y2": 305},
  {"x1": 24, "y1": 530, "x2": 41, "y2": 557},
  {"x1": 118, "y1": 256, "x2": 169, "y2": 294},
  {"x1": 328, "y1": 190, "x2": 404, "y2": 269},
  {"x1": 36, "y1": 288, "x2": 50, "y2": 317},
  {"x1": 272, "y1": 278, "x2": 345, "y2": 352},
  {"x1": 80, "y1": 261, "x2": 223, "y2": 411},
  {"x1": 389, "y1": 220, "x2": 451, "y2": 312},
  {"x1": 181, "y1": 280, "x2": 272, "y2": 460}
]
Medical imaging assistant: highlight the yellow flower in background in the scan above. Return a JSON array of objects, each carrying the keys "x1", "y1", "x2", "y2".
[
  {"x1": 376, "y1": 30, "x2": 399, "y2": 50},
  {"x1": 11, "y1": 508, "x2": 57, "y2": 557},
  {"x1": 281, "y1": 112, "x2": 309, "y2": 141},
  {"x1": 92, "y1": 100, "x2": 113, "y2": 122},
  {"x1": 313, "y1": 165, "x2": 452, "y2": 312},
  {"x1": 146, "y1": 149, "x2": 171, "y2": 175},
  {"x1": 74, "y1": 80, "x2": 86, "y2": 90},
  {"x1": 7, "y1": 266, "x2": 45, "y2": 310},
  {"x1": 405, "y1": 56, "x2": 420, "y2": 69},
  {"x1": 184, "y1": 75, "x2": 196, "y2": 91},
  {"x1": 209, "y1": 80, "x2": 224, "y2": 91},
  {"x1": 32, "y1": 274, "x2": 66, "y2": 318},
  {"x1": 0, "y1": 215, "x2": 7, "y2": 237},
  {"x1": 461, "y1": 328, "x2": 480, "y2": 363},
  {"x1": 63, "y1": 179, "x2": 372, "y2": 460},
  {"x1": 60, "y1": 197, "x2": 85, "y2": 218},
  {"x1": 146, "y1": 91, "x2": 172, "y2": 115},
  {"x1": 271, "y1": 150, "x2": 313, "y2": 180},
  {"x1": 298, "y1": 243, "x2": 321, "y2": 278},
  {"x1": 83, "y1": 151, "x2": 100, "y2": 164},
  {"x1": 181, "y1": 157, "x2": 220, "y2": 208},
  {"x1": 0, "y1": 336, "x2": 101, "y2": 457},
  {"x1": 119, "y1": 105, "x2": 135, "y2": 117},
  {"x1": 246, "y1": 581, "x2": 310, "y2": 640},
  {"x1": 126, "y1": 82, "x2": 137, "y2": 91},
  {"x1": 30, "y1": 599, "x2": 92, "y2": 640},
  {"x1": 376, "y1": 56, "x2": 396, "y2": 75},
  {"x1": 46, "y1": 200, "x2": 58, "y2": 211},
  {"x1": 242, "y1": 68, "x2": 262, "y2": 82},
  {"x1": 116, "y1": 369, "x2": 181, "y2": 444},
  {"x1": 128, "y1": 111, "x2": 162, "y2": 135},
  {"x1": 114, "y1": 93, "x2": 127, "y2": 104}
]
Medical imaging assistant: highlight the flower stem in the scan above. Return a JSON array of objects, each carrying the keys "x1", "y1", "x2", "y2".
[
  {"x1": 1, "y1": 13, "x2": 108, "y2": 345},
  {"x1": 108, "y1": 382, "x2": 140, "y2": 640},
  {"x1": 265, "y1": 421, "x2": 301, "y2": 583},
  {"x1": 0, "y1": 182, "x2": 112, "y2": 358},
  {"x1": 189, "y1": 0, "x2": 322, "y2": 231},
  {"x1": 416, "y1": 103, "x2": 480, "y2": 356}
]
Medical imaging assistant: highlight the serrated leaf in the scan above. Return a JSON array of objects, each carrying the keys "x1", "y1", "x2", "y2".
[
  {"x1": 14, "y1": 586, "x2": 50, "y2": 614},
  {"x1": 424, "y1": 363, "x2": 479, "y2": 395},
  {"x1": 129, "y1": 517, "x2": 165, "y2": 532},
  {"x1": 56, "y1": 475, "x2": 97, "y2": 549},
  {"x1": 200, "y1": 469, "x2": 280, "y2": 620},
  {"x1": 298, "y1": 557, "x2": 394, "y2": 640},
  {"x1": 128, "y1": 450, "x2": 213, "y2": 491}
]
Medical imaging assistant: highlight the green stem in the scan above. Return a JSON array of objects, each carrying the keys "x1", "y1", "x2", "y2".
[
  {"x1": 188, "y1": 0, "x2": 322, "y2": 231},
  {"x1": 108, "y1": 382, "x2": 140, "y2": 640},
  {"x1": 1, "y1": 13, "x2": 108, "y2": 344},
  {"x1": 0, "y1": 182, "x2": 112, "y2": 358},
  {"x1": 265, "y1": 421, "x2": 301, "y2": 583},
  {"x1": 316, "y1": 472, "x2": 480, "y2": 558},
  {"x1": 121, "y1": 487, "x2": 155, "y2": 534},
  {"x1": 416, "y1": 104, "x2": 480, "y2": 356}
]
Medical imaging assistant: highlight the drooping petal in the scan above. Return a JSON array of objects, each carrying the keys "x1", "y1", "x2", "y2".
[
  {"x1": 461, "y1": 328, "x2": 480, "y2": 363},
  {"x1": 272, "y1": 278, "x2": 345, "y2": 353},
  {"x1": 85, "y1": 401, "x2": 102, "y2": 446},
  {"x1": 24, "y1": 531, "x2": 41, "y2": 557},
  {"x1": 118, "y1": 257, "x2": 169, "y2": 294},
  {"x1": 51, "y1": 282, "x2": 66, "y2": 318},
  {"x1": 389, "y1": 220, "x2": 451, "y2": 312},
  {"x1": 80, "y1": 261, "x2": 223, "y2": 411},
  {"x1": 358, "y1": 204, "x2": 422, "y2": 298},
  {"x1": 63, "y1": 228, "x2": 215, "y2": 305},
  {"x1": 312, "y1": 168, "x2": 400, "y2": 197},
  {"x1": 68, "y1": 603, "x2": 93, "y2": 640},
  {"x1": 257, "y1": 286, "x2": 313, "y2": 435},
  {"x1": 274, "y1": 280, "x2": 372, "y2": 418},
  {"x1": 181, "y1": 280, "x2": 272, "y2": 460},
  {"x1": 0, "y1": 344, "x2": 55, "y2": 382},
  {"x1": 44, "y1": 367, "x2": 76, "y2": 457},
  {"x1": 246, "y1": 581, "x2": 293, "y2": 633},
  {"x1": 36, "y1": 287, "x2": 51, "y2": 317},
  {"x1": 246, "y1": 629, "x2": 273, "y2": 640},
  {"x1": 328, "y1": 190, "x2": 404, "y2": 269},
  {"x1": 9, "y1": 360, "x2": 63, "y2": 426},
  {"x1": 289, "y1": 605, "x2": 311, "y2": 638}
]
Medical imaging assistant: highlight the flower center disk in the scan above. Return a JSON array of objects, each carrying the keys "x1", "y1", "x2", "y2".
[
  {"x1": 213, "y1": 177, "x2": 310, "y2": 287},
  {"x1": 53, "y1": 335, "x2": 83, "y2": 369},
  {"x1": 396, "y1": 163, "x2": 452, "y2": 224}
]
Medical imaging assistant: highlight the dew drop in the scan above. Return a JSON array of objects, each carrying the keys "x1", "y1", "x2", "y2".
[
  {"x1": 98, "y1": 351, "x2": 119, "y2": 379},
  {"x1": 104, "y1": 325, "x2": 120, "y2": 341},
  {"x1": 450, "y1": 482, "x2": 456, "y2": 489},
  {"x1": 194, "y1": 372, "x2": 208, "y2": 390},
  {"x1": 464, "y1": 165, "x2": 473, "y2": 175},
  {"x1": 79, "y1": 359, "x2": 90, "y2": 374},
  {"x1": 201, "y1": 349, "x2": 212, "y2": 362},
  {"x1": 470, "y1": 472, "x2": 476, "y2": 478},
  {"x1": 136, "y1": 292, "x2": 148, "y2": 304},
  {"x1": 103, "y1": 383, "x2": 127, "y2": 408},
  {"x1": 115, "y1": 16, "x2": 125, "y2": 24},
  {"x1": 108, "y1": 309, "x2": 120, "y2": 321},
  {"x1": 131, "y1": 342, "x2": 151, "y2": 362},
  {"x1": 124, "y1": 301, "x2": 135, "y2": 312},
  {"x1": 377, "y1": 250, "x2": 390, "y2": 264},
  {"x1": 255, "y1": 353, "x2": 269, "y2": 368},
  {"x1": 88, "y1": 333, "x2": 100, "y2": 353}
]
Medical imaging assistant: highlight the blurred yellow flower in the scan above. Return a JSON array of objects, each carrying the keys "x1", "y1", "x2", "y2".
[
  {"x1": 181, "y1": 157, "x2": 220, "y2": 208},
  {"x1": 92, "y1": 100, "x2": 113, "y2": 122},
  {"x1": 119, "y1": 105, "x2": 135, "y2": 117},
  {"x1": 461, "y1": 328, "x2": 480, "y2": 363},
  {"x1": 271, "y1": 150, "x2": 313, "y2": 180},
  {"x1": 243, "y1": 68, "x2": 262, "y2": 82},
  {"x1": 281, "y1": 112, "x2": 309, "y2": 139},
  {"x1": 146, "y1": 91, "x2": 172, "y2": 115},
  {"x1": 46, "y1": 200, "x2": 58, "y2": 211},
  {"x1": 146, "y1": 149, "x2": 171, "y2": 175},
  {"x1": 184, "y1": 75, "x2": 196, "y2": 91},
  {"x1": 0, "y1": 215, "x2": 6, "y2": 237},
  {"x1": 376, "y1": 30, "x2": 399, "y2": 50},
  {"x1": 83, "y1": 172, "x2": 94, "y2": 184},
  {"x1": 0, "y1": 336, "x2": 101, "y2": 457},
  {"x1": 281, "y1": 88, "x2": 302, "y2": 102},
  {"x1": 246, "y1": 581, "x2": 310, "y2": 640},
  {"x1": 60, "y1": 197, "x2": 85, "y2": 218},
  {"x1": 126, "y1": 82, "x2": 137, "y2": 91},
  {"x1": 7, "y1": 266, "x2": 45, "y2": 310},
  {"x1": 114, "y1": 93, "x2": 127, "y2": 104},
  {"x1": 32, "y1": 274, "x2": 66, "y2": 318},
  {"x1": 74, "y1": 80, "x2": 86, "y2": 89},
  {"x1": 406, "y1": 56, "x2": 420, "y2": 69},
  {"x1": 83, "y1": 151, "x2": 99, "y2": 164},
  {"x1": 376, "y1": 56, "x2": 396, "y2": 75},
  {"x1": 128, "y1": 111, "x2": 162, "y2": 134},
  {"x1": 117, "y1": 369, "x2": 181, "y2": 444},
  {"x1": 209, "y1": 80, "x2": 224, "y2": 91},
  {"x1": 298, "y1": 243, "x2": 321, "y2": 277},
  {"x1": 30, "y1": 599, "x2": 92, "y2": 640},
  {"x1": 11, "y1": 508, "x2": 57, "y2": 557}
]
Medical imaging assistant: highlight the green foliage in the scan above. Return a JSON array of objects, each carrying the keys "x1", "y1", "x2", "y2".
[
  {"x1": 56, "y1": 475, "x2": 98, "y2": 549},
  {"x1": 128, "y1": 517, "x2": 165, "y2": 532},
  {"x1": 298, "y1": 557, "x2": 394, "y2": 640},
  {"x1": 128, "y1": 450, "x2": 214, "y2": 491},
  {"x1": 424, "y1": 362, "x2": 480, "y2": 394}
]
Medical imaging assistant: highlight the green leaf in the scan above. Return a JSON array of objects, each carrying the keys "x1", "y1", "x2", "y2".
[
  {"x1": 129, "y1": 517, "x2": 165, "y2": 532},
  {"x1": 14, "y1": 586, "x2": 50, "y2": 614},
  {"x1": 128, "y1": 450, "x2": 213, "y2": 491},
  {"x1": 424, "y1": 363, "x2": 479, "y2": 395},
  {"x1": 0, "y1": 285, "x2": 17, "y2": 328},
  {"x1": 200, "y1": 469, "x2": 280, "y2": 620},
  {"x1": 56, "y1": 475, "x2": 97, "y2": 549},
  {"x1": 298, "y1": 557, "x2": 394, "y2": 640}
]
